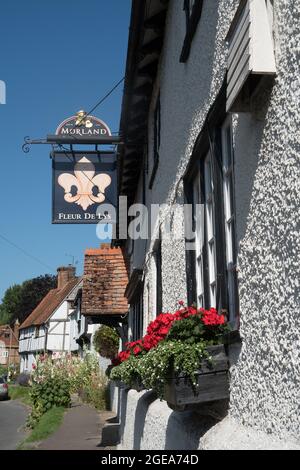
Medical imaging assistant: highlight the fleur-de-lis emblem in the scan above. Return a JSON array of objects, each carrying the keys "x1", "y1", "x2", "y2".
[{"x1": 58, "y1": 157, "x2": 111, "y2": 211}]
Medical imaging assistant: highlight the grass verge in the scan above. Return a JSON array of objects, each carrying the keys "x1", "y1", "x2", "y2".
[
  {"x1": 18, "y1": 406, "x2": 65, "y2": 450},
  {"x1": 9, "y1": 385, "x2": 31, "y2": 406}
]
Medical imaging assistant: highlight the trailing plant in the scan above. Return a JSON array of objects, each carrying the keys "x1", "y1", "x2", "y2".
[
  {"x1": 138, "y1": 340, "x2": 211, "y2": 397},
  {"x1": 109, "y1": 302, "x2": 230, "y2": 397},
  {"x1": 110, "y1": 355, "x2": 142, "y2": 388},
  {"x1": 93, "y1": 325, "x2": 119, "y2": 360}
]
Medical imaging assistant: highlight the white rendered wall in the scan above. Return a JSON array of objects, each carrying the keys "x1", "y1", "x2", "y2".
[{"x1": 123, "y1": 0, "x2": 300, "y2": 449}]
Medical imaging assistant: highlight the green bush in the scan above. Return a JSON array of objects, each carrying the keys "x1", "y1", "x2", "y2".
[
  {"x1": 93, "y1": 325, "x2": 119, "y2": 360},
  {"x1": 27, "y1": 351, "x2": 108, "y2": 428},
  {"x1": 0, "y1": 365, "x2": 7, "y2": 377},
  {"x1": 28, "y1": 377, "x2": 71, "y2": 428}
]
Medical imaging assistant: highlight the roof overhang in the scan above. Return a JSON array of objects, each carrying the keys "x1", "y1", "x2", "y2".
[{"x1": 116, "y1": 0, "x2": 169, "y2": 243}]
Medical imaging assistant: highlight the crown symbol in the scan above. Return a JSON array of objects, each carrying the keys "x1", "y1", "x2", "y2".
[{"x1": 58, "y1": 157, "x2": 111, "y2": 211}]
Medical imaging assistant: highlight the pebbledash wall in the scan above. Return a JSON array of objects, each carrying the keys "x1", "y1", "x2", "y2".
[{"x1": 114, "y1": 0, "x2": 300, "y2": 450}]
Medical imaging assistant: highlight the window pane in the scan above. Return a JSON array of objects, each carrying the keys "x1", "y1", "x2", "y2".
[{"x1": 221, "y1": 118, "x2": 238, "y2": 323}]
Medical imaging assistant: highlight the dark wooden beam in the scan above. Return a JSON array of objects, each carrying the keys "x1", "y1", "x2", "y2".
[
  {"x1": 133, "y1": 82, "x2": 153, "y2": 97},
  {"x1": 123, "y1": 161, "x2": 140, "y2": 171},
  {"x1": 144, "y1": 10, "x2": 167, "y2": 33},
  {"x1": 128, "y1": 123, "x2": 147, "y2": 136},
  {"x1": 140, "y1": 36, "x2": 163, "y2": 59},
  {"x1": 137, "y1": 60, "x2": 159, "y2": 79},
  {"x1": 130, "y1": 98, "x2": 149, "y2": 116},
  {"x1": 126, "y1": 127, "x2": 146, "y2": 142},
  {"x1": 124, "y1": 150, "x2": 140, "y2": 160},
  {"x1": 129, "y1": 113, "x2": 148, "y2": 127}
]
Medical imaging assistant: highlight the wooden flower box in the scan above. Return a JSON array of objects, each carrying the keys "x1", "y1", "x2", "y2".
[
  {"x1": 164, "y1": 345, "x2": 229, "y2": 411},
  {"x1": 111, "y1": 379, "x2": 145, "y2": 392},
  {"x1": 111, "y1": 380, "x2": 130, "y2": 390}
]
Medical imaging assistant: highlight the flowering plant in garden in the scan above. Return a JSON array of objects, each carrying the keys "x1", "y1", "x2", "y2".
[
  {"x1": 108, "y1": 302, "x2": 230, "y2": 396},
  {"x1": 28, "y1": 351, "x2": 107, "y2": 428}
]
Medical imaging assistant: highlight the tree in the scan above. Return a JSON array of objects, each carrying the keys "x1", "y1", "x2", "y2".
[{"x1": 0, "y1": 274, "x2": 57, "y2": 326}]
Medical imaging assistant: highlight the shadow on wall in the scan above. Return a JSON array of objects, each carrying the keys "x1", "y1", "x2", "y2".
[
  {"x1": 133, "y1": 391, "x2": 157, "y2": 450},
  {"x1": 234, "y1": 82, "x2": 273, "y2": 247},
  {"x1": 165, "y1": 410, "x2": 219, "y2": 450},
  {"x1": 118, "y1": 387, "x2": 128, "y2": 444}
]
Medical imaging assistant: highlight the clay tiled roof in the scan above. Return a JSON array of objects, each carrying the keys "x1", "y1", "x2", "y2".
[
  {"x1": 20, "y1": 278, "x2": 80, "y2": 329},
  {"x1": 81, "y1": 244, "x2": 129, "y2": 317}
]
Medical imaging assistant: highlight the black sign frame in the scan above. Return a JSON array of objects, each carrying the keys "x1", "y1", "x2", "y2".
[{"x1": 52, "y1": 151, "x2": 117, "y2": 225}]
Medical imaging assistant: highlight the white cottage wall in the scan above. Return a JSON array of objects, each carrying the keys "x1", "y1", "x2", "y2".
[{"x1": 123, "y1": 0, "x2": 300, "y2": 448}]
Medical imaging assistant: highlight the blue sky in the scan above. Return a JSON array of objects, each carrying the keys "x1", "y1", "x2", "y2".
[{"x1": 0, "y1": 0, "x2": 131, "y2": 299}]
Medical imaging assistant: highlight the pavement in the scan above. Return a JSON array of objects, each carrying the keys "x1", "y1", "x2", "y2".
[
  {"x1": 38, "y1": 401, "x2": 116, "y2": 450},
  {"x1": 0, "y1": 399, "x2": 29, "y2": 450}
]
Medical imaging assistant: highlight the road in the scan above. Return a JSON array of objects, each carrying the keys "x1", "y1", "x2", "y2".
[{"x1": 0, "y1": 400, "x2": 29, "y2": 450}]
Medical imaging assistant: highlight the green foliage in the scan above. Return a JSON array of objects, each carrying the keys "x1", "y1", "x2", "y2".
[
  {"x1": 0, "y1": 365, "x2": 8, "y2": 377},
  {"x1": 28, "y1": 377, "x2": 71, "y2": 428},
  {"x1": 110, "y1": 340, "x2": 216, "y2": 399},
  {"x1": 93, "y1": 325, "x2": 119, "y2": 360},
  {"x1": 167, "y1": 315, "x2": 229, "y2": 344},
  {"x1": 0, "y1": 284, "x2": 22, "y2": 325},
  {"x1": 110, "y1": 355, "x2": 142, "y2": 387},
  {"x1": 0, "y1": 274, "x2": 57, "y2": 325},
  {"x1": 137, "y1": 341, "x2": 209, "y2": 398},
  {"x1": 110, "y1": 340, "x2": 212, "y2": 398},
  {"x1": 27, "y1": 351, "x2": 108, "y2": 427},
  {"x1": 8, "y1": 384, "x2": 31, "y2": 405},
  {"x1": 80, "y1": 378, "x2": 109, "y2": 410}
]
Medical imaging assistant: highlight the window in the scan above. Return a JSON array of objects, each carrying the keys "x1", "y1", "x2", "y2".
[
  {"x1": 132, "y1": 294, "x2": 144, "y2": 341},
  {"x1": 193, "y1": 173, "x2": 205, "y2": 307},
  {"x1": 180, "y1": 0, "x2": 204, "y2": 63},
  {"x1": 125, "y1": 269, "x2": 144, "y2": 341},
  {"x1": 185, "y1": 84, "x2": 239, "y2": 325},
  {"x1": 154, "y1": 239, "x2": 163, "y2": 316},
  {"x1": 221, "y1": 118, "x2": 238, "y2": 323},
  {"x1": 192, "y1": 153, "x2": 217, "y2": 310},
  {"x1": 149, "y1": 94, "x2": 161, "y2": 189},
  {"x1": 2, "y1": 350, "x2": 8, "y2": 358},
  {"x1": 204, "y1": 153, "x2": 217, "y2": 308}
]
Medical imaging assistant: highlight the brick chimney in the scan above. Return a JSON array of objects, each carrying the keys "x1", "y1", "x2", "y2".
[
  {"x1": 57, "y1": 266, "x2": 76, "y2": 290},
  {"x1": 13, "y1": 320, "x2": 19, "y2": 337}
]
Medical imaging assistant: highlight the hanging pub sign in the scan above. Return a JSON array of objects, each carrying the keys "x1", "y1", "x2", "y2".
[
  {"x1": 56, "y1": 110, "x2": 112, "y2": 137},
  {"x1": 52, "y1": 151, "x2": 117, "y2": 224}
]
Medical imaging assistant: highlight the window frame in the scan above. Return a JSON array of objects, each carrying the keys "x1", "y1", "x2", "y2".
[
  {"x1": 131, "y1": 290, "x2": 144, "y2": 341},
  {"x1": 221, "y1": 117, "x2": 239, "y2": 326},
  {"x1": 184, "y1": 82, "x2": 239, "y2": 325},
  {"x1": 153, "y1": 238, "x2": 163, "y2": 317},
  {"x1": 180, "y1": 0, "x2": 204, "y2": 63}
]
